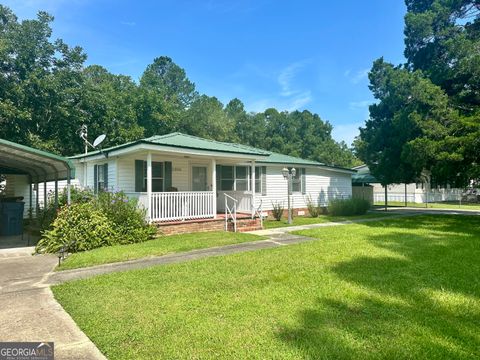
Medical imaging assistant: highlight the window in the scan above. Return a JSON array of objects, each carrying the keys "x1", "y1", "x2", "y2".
[
  {"x1": 94, "y1": 163, "x2": 108, "y2": 193},
  {"x1": 143, "y1": 161, "x2": 164, "y2": 192},
  {"x1": 218, "y1": 165, "x2": 256, "y2": 192},
  {"x1": 291, "y1": 167, "x2": 301, "y2": 193},
  {"x1": 220, "y1": 166, "x2": 234, "y2": 191},
  {"x1": 235, "y1": 166, "x2": 248, "y2": 191},
  {"x1": 288, "y1": 167, "x2": 305, "y2": 193},
  {"x1": 255, "y1": 166, "x2": 261, "y2": 194}
]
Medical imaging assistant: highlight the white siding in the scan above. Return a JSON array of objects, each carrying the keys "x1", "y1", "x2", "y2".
[
  {"x1": 3, "y1": 175, "x2": 81, "y2": 218},
  {"x1": 117, "y1": 153, "x2": 212, "y2": 193},
  {"x1": 255, "y1": 165, "x2": 352, "y2": 210}
]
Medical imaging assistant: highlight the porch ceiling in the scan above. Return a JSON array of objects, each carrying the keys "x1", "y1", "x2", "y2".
[{"x1": 0, "y1": 139, "x2": 75, "y2": 183}]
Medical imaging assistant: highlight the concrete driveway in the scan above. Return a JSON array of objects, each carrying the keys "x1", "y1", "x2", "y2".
[{"x1": 0, "y1": 247, "x2": 106, "y2": 360}]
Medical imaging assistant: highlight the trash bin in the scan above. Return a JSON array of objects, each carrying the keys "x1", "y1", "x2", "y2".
[{"x1": 0, "y1": 202, "x2": 25, "y2": 236}]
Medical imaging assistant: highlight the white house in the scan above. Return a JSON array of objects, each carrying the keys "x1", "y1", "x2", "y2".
[{"x1": 70, "y1": 133, "x2": 354, "y2": 224}]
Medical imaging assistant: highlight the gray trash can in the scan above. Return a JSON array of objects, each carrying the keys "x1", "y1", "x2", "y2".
[{"x1": 0, "y1": 202, "x2": 25, "y2": 236}]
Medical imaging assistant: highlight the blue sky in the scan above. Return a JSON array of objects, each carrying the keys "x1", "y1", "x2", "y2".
[{"x1": 4, "y1": 0, "x2": 407, "y2": 145}]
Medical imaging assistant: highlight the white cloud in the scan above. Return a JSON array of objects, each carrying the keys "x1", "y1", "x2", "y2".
[
  {"x1": 120, "y1": 21, "x2": 136, "y2": 26},
  {"x1": 349, "y1": 100, "x2": 371, "y2": 110},
  {"x1": 332, "y1": 122, "x2": 363, "y2": 146},
  {"x1": 277, "y1": 61, "x2": 307, "y2": 97},
  {"x1": 344, "y1": 68, "x2": 370, "y2": 84}
]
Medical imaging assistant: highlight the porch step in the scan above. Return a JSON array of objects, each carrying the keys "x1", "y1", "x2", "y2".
[{"x1": 226, "y1": 218, "x2": 262, "y2": 232}]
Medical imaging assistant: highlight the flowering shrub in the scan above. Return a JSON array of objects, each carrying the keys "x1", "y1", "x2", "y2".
[
  {"x1": 35, "y1": 189, "x2": 156, "y2": 254},
  {"x1": 96, "y1": 190, "x2": 156, "y2": 245}
]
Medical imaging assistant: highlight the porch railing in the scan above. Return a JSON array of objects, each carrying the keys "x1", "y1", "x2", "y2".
[
  {"x1": 151, "y1": 191, "x2": 215, "y2": 222},
  {"x1": 127, "y1": 191, "x2": 215, "y2": 222}
]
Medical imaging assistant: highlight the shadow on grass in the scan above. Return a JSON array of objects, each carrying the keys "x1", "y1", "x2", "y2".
[{"x1": 278, "y1": 215, "x2": 480, "y2": 359}]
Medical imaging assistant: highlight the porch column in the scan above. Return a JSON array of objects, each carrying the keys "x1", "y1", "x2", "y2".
[
  {"x1": 54, "y1": 175, "x2": 59, "y2": 209},
  {"x1": 211, "y1": 158, "x2": 217, "y2": 219},
  {"x1": 29, "y1": 176, "x2": 33, "y2": 218},
  {"x1": 147, "y1": 152, "x2": 152, "y2": 222},
  {"x1": 43, "y1": 180, "x2": 47, "y2": 209},
  {"x1": 251, "y1": 161, "x2": 256, "y2": 217},
  {"x1": 66, "y1": 169, "x2": 71, "y2": 205},
  {"x1": 35, "y1": 182, "x2": 39, "y2": 215}
]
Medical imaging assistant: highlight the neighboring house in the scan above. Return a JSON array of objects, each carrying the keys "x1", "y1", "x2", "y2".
[
  {"x1": 69, "y1": 133, "x2": 354, "y2": 224},
  {"x1": 352, "y1": 164, "x2": 462, "y2": 204}
]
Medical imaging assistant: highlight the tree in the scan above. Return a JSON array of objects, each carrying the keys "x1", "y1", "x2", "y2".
[
  {"x1": 181, "y1": 95, "x2": 236, "y2": 141},
  {"x1": 0, "y1": 5, "x2": 87, "y2": 154},
  {"x1": 138, "y1": 56, "x2": 198, "y2": 136},
  {"x1": 357, "y1": 1, "x2": 480, "y2": 186}
]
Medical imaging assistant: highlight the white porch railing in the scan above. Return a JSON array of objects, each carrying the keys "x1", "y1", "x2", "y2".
[
  {"x1": 126, "y1": 191, "x2": 215, "y2": 222},
  {"x1": 152, "y1": 191, "x2": 215, "y2": 222}
]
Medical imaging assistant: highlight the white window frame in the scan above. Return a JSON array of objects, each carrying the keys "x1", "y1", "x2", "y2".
[{"x1": 143, "y1": 161, "x2": 164, "y2": 192}]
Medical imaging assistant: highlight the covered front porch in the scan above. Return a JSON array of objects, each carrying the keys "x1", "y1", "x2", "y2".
[{"x1": 126, "y1": 154, "x2": 261, "y2": 223}]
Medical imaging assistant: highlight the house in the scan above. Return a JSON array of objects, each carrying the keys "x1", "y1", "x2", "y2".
[
  {"x1": 352, "y1": 164, "x2": 462, "y2": 204},
  {"x1": 69, "y1": 133, "x2": 354, "y2": 233}
]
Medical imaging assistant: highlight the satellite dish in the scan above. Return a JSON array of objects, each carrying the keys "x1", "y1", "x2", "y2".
[{"x1": 92, "y1": 134, "x2": 106, "y2": 148}]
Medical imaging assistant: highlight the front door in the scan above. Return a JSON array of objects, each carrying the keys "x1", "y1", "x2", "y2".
[{"x1": 192, "y1": 166, "x2": 208, "y2": 191}]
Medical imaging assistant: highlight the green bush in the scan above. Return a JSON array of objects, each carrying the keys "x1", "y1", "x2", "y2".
[
  {"x1": 35, "y1": 187, "x2": 95, "y2": 232},
  {"x1": 36, "y1": 202, "x2": 117, "y2": 253},
  {"x1": 96, "y1": 191, "x2": 156, "y2": 245},
  {"x1": 35, "y1": 189, "x2": 156, "y2": 254},
  {"x1": 328, "y1": 197, "x2": 370, "y2": 216},
  {"x1": 305, "y1": 195, "x2": 321, "y2": 218},
  {"x1": 271, "y1": 201, "x2": 284, "y2": 221}
]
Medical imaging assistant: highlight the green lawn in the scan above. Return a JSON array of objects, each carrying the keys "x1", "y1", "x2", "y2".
[
  {"x1": 57, "y1": 232, "x2": 265, "y2": 271},
  {"x1": 374, "y1": 200, "x2": 480, "y2": 210},
  {"x1": 264, "y1": 211, "x2": 395, "y2": 229},
  {"x1": 53, "y1": 215, "x2": 480, "y2": 359}
]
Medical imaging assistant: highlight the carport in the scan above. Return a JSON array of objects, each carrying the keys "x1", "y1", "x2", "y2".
[{"x1": 0, "y1": 139, "x2": 74, "y2": 248}]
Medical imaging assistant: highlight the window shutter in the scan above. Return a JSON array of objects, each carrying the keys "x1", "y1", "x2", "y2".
[
  {"x1": 164, "y1": 161, "x2": 172, "y2": 191},
  {"x1": 135, "y1": 160, "x2": 143, "y2": 192},
  {"x1": 93, "y1": 164, "x2": 98, "y2": 194},
  {"x1": 261, "y1": 166, "x2": 267, "y2": 196},
  {"x1": 301, "y1": 168, "x2": 306, "y2": 194},
  {"x1": 216, "y1": 165, "x2": 221, "y2": 191},
  {"x1": 103, "y1": 163, "x2": 108, "y2": 190}
]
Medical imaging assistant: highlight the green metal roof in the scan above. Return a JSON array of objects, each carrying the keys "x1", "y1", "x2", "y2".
[
  {"x1": 0, "y1": 138, "x2": 75, "y2": 182},
  {"x1": 258, "y1": 152, "x2": 355, "y2": 172},
  {"x1": 351, "y1": 165, "x2": 379, "y2": 183},
  {"x1": 70, "y1": 132, "x2": 354, "y2": 173},
  {"x1": 70, "y1": 132, "x2": 271, "y2": 158}
]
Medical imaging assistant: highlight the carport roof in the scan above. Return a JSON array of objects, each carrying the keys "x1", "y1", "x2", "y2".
[{"x1": 0, "y1": 139, "x2": 75, "y2": 182}]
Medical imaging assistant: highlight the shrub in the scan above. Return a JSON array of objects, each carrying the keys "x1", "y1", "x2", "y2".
[
  {"x1": 328, "y1": 197, "x2": 370, "y2": 216},
  {"x1": 36, "y1": 202, "x2": 117, "y2": 253},
  {"x1": 271, "y1": 201, "x2": 284, "y2": 221},
  {"x1": 35, "y1": 189, "x2": 156, "y2": 254},
  {"x1": 96, "y1": 190, "x2": 156, "y2": 244},
  {"x1": 305, "y1": 195, "x2": 321, "y2": 218},
  {"x1": 34, "y1": 187, "x2": 95, "y2": 232}
]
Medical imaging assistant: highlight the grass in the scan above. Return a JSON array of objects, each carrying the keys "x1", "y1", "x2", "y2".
[
  {"x1": 57, "y1": 231, "x2": 265, "y2": 271},
  {"x1": 374, "y1": 201, "x2": 480, "y2": 210},
  {"x1": 264, "y1": 211, "x2": 394, "y2": 229},
  {"x1": 53, "y1": 215, "x2": 480, "y2": 359}
]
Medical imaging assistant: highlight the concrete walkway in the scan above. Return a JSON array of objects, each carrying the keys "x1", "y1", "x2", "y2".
[{"x1": 0, "y1": 247, "x2": 106, "y2": 360}]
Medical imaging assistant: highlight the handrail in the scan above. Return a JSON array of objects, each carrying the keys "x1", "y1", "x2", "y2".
[
  {"x1": 251, "y1": 199, "x2": 263, "y2": 229},
  {"x1": 224, "y1": 193, "x2": 237, "y2": 232},
  {"x1": 224, "y1": 192, "x2": 238, "y2": 203}
]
